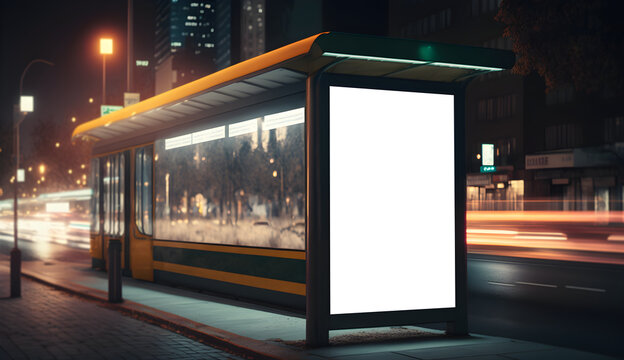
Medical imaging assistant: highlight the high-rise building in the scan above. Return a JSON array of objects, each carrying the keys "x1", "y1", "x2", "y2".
[
  {"x1": 240, "y1": 0, "x2": 265, "y2": 61},
  {"x1": 154, "y1": 0, "x2": 219, "y2": 94},
  {"x1": 154, "y1": 0, "x2": 390, "y2": 94}
]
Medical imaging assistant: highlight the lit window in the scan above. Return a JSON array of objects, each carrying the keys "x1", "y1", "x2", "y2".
[
  {"x1": 185, "y1": 21, "x2": 198, "y2": 26},
  {"x1": 187, "y1": 15, "x2": 197, "y2": 20},
  {"x1": 190, "y1": 2, "x2": 199, "y2": 7}
]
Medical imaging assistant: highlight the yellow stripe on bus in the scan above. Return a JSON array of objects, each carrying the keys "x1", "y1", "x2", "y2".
[
  {"x1": 153, "y1": 261, "x2": 306, "y2": 296},
  {"x1": 152, "y1": 240, "x2": 305, "y2": 260}
]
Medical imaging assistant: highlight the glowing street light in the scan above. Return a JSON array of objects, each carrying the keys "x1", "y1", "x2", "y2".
[
  {"x1": 39, "y1": 164, "x2": 45, "y2": 174},
  {"x1": 71, "y1": 116, "x2": 76, "y2": 123},
  {"x1": 20, "y1": 96, "x2": 34, "y2": 113},
  {"x1": 100, "y1": 38, "x2": 113, "y2": 105},
  {"x1": 100, "y1": 38, "x2": 113, "y2": 55}
]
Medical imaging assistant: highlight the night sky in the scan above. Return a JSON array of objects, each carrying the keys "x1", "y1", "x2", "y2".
[{"x1": 1, "y1": 0, "x2": 152, "y2": 157}]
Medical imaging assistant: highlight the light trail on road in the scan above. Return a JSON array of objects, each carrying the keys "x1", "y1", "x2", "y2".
[
  {"x1": 0, "y1": 214, "x2": 89, "y2": 250},
  {"x1": 467, "y1": 210, "x2": 624, "y2": 265}
]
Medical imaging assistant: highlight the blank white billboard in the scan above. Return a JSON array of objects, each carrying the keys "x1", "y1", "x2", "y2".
[{"x1": 329, "y1": 86, "x2": 456, "y2": 315}]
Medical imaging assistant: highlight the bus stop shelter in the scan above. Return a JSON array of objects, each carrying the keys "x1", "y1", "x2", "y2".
[{"x1": 73, "y1": 32, "x2": 515, "y2": 346}]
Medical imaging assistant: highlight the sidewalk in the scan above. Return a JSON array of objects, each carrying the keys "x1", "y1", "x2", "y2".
[
  {"x1": 1, "y1": 256, "x2": 618, "y2": 360},
  {"x1": 0, "y1": 264, "x2": 245, "y2": 360}
]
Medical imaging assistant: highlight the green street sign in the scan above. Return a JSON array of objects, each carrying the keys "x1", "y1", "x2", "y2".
[
  {"x1": 480, "y1": 165, "x2": 497, "y2": 173},
  {"x1": 101, "y1": 105, "x2": 123, "y2": 116}
]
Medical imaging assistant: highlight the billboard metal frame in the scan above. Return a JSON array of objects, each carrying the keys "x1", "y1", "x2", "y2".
[{"x1": 306, "y1": 72, "x2": 467, "y2": 346}]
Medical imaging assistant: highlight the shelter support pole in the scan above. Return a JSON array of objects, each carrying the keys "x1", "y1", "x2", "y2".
[
  {"x1": 305, "y1": 72, "x2": 330, "y2": 347},
  {"x1": 446, "y1": 86, "x2": 468, "y2": 336}
]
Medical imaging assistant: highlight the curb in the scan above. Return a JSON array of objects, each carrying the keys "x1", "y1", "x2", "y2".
[{"x1": 20, "y1": 269, "x2": 308, "y2": 360}]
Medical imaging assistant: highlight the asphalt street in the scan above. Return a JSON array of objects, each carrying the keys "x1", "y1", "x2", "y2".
[
  {"x1": 467, "y1": 254, "x2": 624, "y2": 358},
  {"x1": 1, "y1": 236, "x2": 623, "y2": 358}
]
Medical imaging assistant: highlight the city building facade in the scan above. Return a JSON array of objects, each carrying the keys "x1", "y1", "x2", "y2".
[{"x1": 389, "y1": 0, "x2": 623, "y2": 212}]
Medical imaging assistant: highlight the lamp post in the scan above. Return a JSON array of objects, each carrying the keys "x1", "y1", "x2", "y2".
[
  {"x1": 12, "y1": 59, "x2": 54, "y2": 298},
  {"x1": 100, "y1": 38, "x2": 113, "y2": 106}
]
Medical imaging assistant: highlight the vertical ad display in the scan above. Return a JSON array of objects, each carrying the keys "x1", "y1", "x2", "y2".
[{"x1": 329, "y1": 86, "x2": 456, "y2": 315}]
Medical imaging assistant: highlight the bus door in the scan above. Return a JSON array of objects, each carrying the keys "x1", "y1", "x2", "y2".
[
  {"x1": 89, "y1": 157, "x2": 104, "y2": 269},
  {"x1": 130, "y1": 146, "x2": 154, "y2": 281}
]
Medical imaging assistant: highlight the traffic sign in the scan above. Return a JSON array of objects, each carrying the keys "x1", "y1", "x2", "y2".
[
  {"x1": 480, "y1": 165, "x2": 496, "y2": 173},
  {"x1": 124, "y1": 92, "x2": 140, "y2": 107},
  {"x1": 101, "y1": 105, "x2": 123, "y2": 116}
]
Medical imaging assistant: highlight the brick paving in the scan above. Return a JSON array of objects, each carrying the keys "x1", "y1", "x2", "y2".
[{"x1": 0, "y1": 272, "x2": 246, "y2": 360}]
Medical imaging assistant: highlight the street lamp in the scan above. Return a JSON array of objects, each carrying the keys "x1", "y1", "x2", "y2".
[
  {"x1": 12, "y1": 59, "x2": 54, "y2": 298},
  {"x1": 100, "y1": 38, "x2": 113, "y2": 106}
]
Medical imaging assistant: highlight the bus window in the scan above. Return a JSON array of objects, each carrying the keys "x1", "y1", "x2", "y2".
[
  {"x1": 118, "y1": 153, "x2": 125, "y2": 235},
  {"x1": 135, "y1": 146, "x2": 153, "y2": 235},
  {"x1": 89, "y1": 158, "x2": 100, "y2": 233},
  {"x1": 153, "y1": 107, "x2": 305, "y2": 249},
  {"x1": 103, "y1": 152, "x2": 125, "y2": 236},
  {"x1": 103, "y1": 157, "x2": 111, "y2": 234}
]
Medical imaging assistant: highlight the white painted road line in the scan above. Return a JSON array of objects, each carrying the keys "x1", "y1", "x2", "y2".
[
  {"x1": 516, "y1": 281, "x2": 557, "y2": 288},
  {"x1": 488, "y1": 281, "x2": 516, "y2": 287},
  {"x1": 565, "y1": 285, "x2": 606, "y2": 293}
]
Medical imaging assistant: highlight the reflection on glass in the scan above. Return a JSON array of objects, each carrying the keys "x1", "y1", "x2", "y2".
[
  {"x1": 89, "y1": 158, "x2": 100, "y2": 232},
  {"x1": 102, "y1": 153, "x2": 125, "y2": 236},
  {"x1": 154, "y1": 108, "x2": 305, "y2": 249},
  {"x1": 135, "y1": 147, "x2": 153, "y2": 235}
]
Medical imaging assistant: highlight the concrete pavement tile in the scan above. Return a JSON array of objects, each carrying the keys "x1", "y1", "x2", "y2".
[
  {"x1": 330, "y1": 351, "x2": 422, "y2": 360},
  {"x1": 397, "y1": 340, "x2": 553, "y2": 359},
  {"x1": 442, "y1": 356, "x2": 509, "y2": 360},
  {"x1": 306, "y1": 335, "x2": 505, "y2": 358},
  {"x1": 503, "y1": 348, "x2": 619, "y2": 360}
]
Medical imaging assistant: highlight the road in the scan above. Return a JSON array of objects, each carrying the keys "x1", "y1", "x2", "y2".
[
  {"x1": 0, "y1": 213, "x2": 89, "y2": 263},
  {"x1": 1, "y1": 211, "x2": 624, "y2": 357},
  {"x1": 467, "y1": 254, "x2": 624, "y2": 358}
]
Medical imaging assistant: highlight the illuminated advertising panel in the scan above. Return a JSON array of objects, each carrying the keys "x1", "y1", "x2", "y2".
[
  {"x1": 482, "y1": 144, "x2": 494, "y2": 166},
  {"x1": 329, "y1": 86, "x2": 456, "y2": 315}
]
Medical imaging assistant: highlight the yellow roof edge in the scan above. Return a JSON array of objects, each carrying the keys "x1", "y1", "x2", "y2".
[{"x1": 72, "y1": 32, "x2": 328, "y2": 140}]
